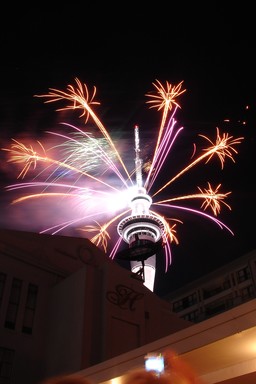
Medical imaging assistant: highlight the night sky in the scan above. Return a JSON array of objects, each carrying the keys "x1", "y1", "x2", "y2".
[{"x1": 0, "y1": 3, "x2": 255, "y2": 296}]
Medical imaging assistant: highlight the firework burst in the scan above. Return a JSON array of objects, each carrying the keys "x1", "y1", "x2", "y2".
[{"x1": 1, "y1": 78, "x2": 244, "y2": 274}]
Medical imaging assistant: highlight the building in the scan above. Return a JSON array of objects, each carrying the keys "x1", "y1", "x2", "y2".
[
  {"x1": 1, "y1": 228, "x2": 256, "y2": 384},
  {"x1": 77, "y1": 298, "x2": 256, "y2": 384},
  {"x1": 164, "y1": 249, "x2": 256, "y2": 323},
  {"x1": 75, "y1": 249, "x2": 256, "y2": 384},
  {"x1": 0, "y1": 229, "x2": 190, "y2": 384}
]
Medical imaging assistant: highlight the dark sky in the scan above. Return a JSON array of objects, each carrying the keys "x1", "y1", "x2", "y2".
[{"x1": 0, "y1": 3, "x2": 255, "y2": 296}]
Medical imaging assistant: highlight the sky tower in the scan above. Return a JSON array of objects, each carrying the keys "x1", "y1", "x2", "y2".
[{"x1": 117, "y1": 125, "x2": 165, "y2": 291}]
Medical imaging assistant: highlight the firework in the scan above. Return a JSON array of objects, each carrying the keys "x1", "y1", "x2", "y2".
[{"x1": 2, "y1": 78, "x2": 244, "y2": 287}]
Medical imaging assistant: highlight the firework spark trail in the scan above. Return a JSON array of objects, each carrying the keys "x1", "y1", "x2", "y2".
[
  {"x1": 3, "y1": 137, "x2": 120, "y2": 194},
  {"x1": 152, "y1": 127, "x2": 244, "y2": 197},
  {"x1": 46, "y1": 124, "x2": 132, "y2": 188},
  {"x1": 35, "y1": 77, "x2": 131, "y2": 182},
  {"x1": 144, "y1": 109, "x2": 178, "y2": 190},
  {"x1": 80, "y1": 209, "x2": 131, "y2": 253},
  {"x1": 2, "y1": 139, "x2": 47, "y2": 179},
  {"x1": 45, "y1": 126, "x2": 130, "y2": 188},
  {"x1": 145, "y1": 80, "x2": 186, "y2": 186},
  {"x1": 145, "y1": 80, "x2": 186, "y2": 151},
  {"x1": 83, "y1": 222, "x2": 111, "y2": 253},
  {"x1": 153, "y1": 203, "x2": 234, "y2": 234},
  {"x1": 150, "y1": 209, "x2": 179, "y2": 246},
  {"x1": 38, "y1": 206, "x2": 128, "y2": 248},
  {"x1": 147, "y1": 209, "x2": 179, "y2": 272},
  {"x1": 7, "y1": 186, "x2": 116, "y2": 205},
  {"x1": 155, "y1": 183, "x2": 232, "y2": 216},
  {"x1": 1, "y1": 78, "x2": 244, "y2": 272},
  {"x1": 6, "y1": 182, "x2": 118, "y2": 204},
  {"x1": 109, "y1": 236, "x2": 123, "y2": 260},
  {"x1": 48, "y1": 123, "x2": 133, "y2": 188},
  {"x1": 164, "y1": 240, "x2": 172, "y2": 272},
  {"x1": 145, "y1": 118, "x2": 184, "y2": 192}
]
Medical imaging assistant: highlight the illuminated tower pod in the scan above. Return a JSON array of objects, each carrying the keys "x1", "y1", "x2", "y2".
[{"x1": 117, "y1": 126, "x2": 165, "y2": 292}]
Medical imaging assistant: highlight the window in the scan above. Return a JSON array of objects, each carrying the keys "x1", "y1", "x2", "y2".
[
  {"x1": 223, "y1": 278, "x2": 231, "y2": 290},
  {"x1": 0, "y1": 347, "x2": 15, "y2": 384},
  {"x1": 205, "y1": 301, "x2": 226, "y2": 317},
  {"x1": 183, "y1": 309, "x2": 199, "y2": 322},
  {"x1": 237, "y1": 266, "x2": 251, "y2": 283},
  {"x1": 4, "y1": 278, "x2": 22, "y2": 330},
  {"x1": 203, "y1": 286, "x2": 222, "y2": 299},
  {"x1": 173, "y1": 292, "x2": 197, "y2": 312},
  {"x1": 173, "y1": 300, "x2": 183, "y2": 312},
  {"x1": 22, "y1": 283, "x2": 38, "y2": 334},
  {"x1": 205, "y1": 295, "x2": 234, "y2": 317},
  {"x1": 240, "y1": 285, "x2": 255, "y2": 301}
]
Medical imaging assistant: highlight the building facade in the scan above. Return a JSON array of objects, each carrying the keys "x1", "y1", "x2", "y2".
[
  {"x1": 164, "y1": 249, "x2": 256, "y2": 323},
  {"x1": 77, "y1": 298, "x2": 256, "y2": 384},
  {"x1": 0, "y1": 229, "x2": 190, "y2": 384}
]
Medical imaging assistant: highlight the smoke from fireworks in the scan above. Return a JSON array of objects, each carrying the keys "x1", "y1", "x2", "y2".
[{"x1": 1, "y1": 78, "x2": 244, "y2": 272}]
